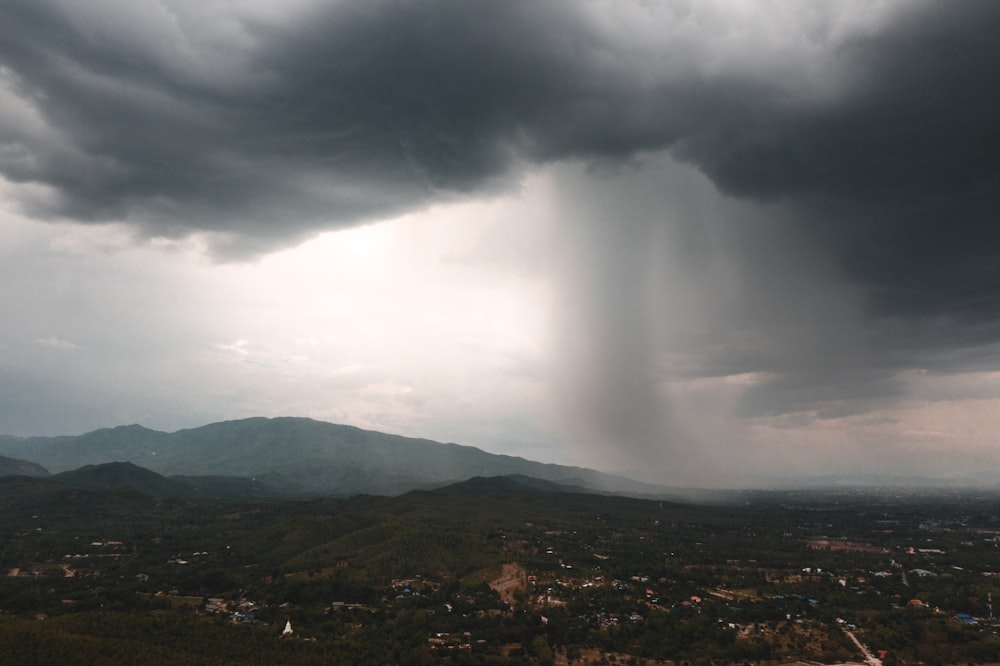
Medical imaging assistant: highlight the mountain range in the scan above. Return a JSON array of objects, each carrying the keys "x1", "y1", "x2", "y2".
[{"x1": 0, "y1": 417, "x2": 668, "y2": 498}]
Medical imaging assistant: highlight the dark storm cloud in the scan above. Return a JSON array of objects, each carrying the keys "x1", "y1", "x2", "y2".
[
  {"x1": 3, "y1": 0, "x2": 1000, "y2": 431},
  {"x1": 0, "y1": 0, "x2": 995, "y2": 298},
  {"x1": 0, "y1": 0, "x2": 656, "y2": 248},
  {"x1": 277, "y1": 0, "x2": 1000, "y2": 335},
  {"x1": 1, "y1": 4, "x2": 993, "y2": 207},
  {"x1": 677, "y1": 1, "x2": 1000, "y2": 204},
  {"x1": 673, "y1": 0, "x2": 1000, "y2": 326}
]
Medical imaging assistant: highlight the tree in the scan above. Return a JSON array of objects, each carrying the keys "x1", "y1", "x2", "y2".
[{"x1": 529, "y1": 635, "x2": 554, "y2": 665}]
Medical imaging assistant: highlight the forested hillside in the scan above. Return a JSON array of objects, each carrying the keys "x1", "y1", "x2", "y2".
[{"x1": 1, "y1": 475, "x2": 999, "y2": 664}]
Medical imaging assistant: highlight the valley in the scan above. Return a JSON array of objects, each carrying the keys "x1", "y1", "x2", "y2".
[{"x1": 1, "y1": 471, "x2": 999, "y2": 664}]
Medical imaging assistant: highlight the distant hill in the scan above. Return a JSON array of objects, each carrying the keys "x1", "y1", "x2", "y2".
[
  {"x1": 431, "y1": 475, "x2": 551, "y2": 498},
  {"x1": 0, "y1": 454, "x2": 49, "y2": 478},
  {"x1": 5, "y1": 467, "x2": 611, "y2": 506},
  {"x1": 3, "y1": 465, "x2": 615, "y2": 506},
  {"x1": 52, "y1": 461, "x2": 185, "y2": 498},
  {"x1": 0, "y1": 417, "x2": 670, "y2": 498},
  {"x1": 432, "y1": 474, "x2": 605, "y2": 498},
  {"x1": 44, "y1": 462, "x2": 280, "y2": 500}
]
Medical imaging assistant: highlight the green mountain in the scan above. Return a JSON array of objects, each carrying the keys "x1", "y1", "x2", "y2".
[
  {"x1": 0, "y1": 417, "x2": 667, "y2": 498},
  {"x1": 0, "y1": 454, "x2": 49, "y2": 478}
]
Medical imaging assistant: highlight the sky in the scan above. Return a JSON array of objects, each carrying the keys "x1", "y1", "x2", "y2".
[{"x1": 1, "y1": 0, "x2": 999, "y2": 487}]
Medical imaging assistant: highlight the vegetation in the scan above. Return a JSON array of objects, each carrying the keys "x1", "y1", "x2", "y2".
[{"x1": 2, "y1": 474, "x2": 1000, "y2": 663}]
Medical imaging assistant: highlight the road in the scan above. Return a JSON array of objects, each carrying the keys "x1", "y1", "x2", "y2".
[{"x1": 844, "y1": 628, "x2": 883, "y2": 666}]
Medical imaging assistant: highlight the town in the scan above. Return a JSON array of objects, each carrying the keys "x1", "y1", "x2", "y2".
[{"x1": 2, "y1": 477, "x2": 1000, "y2": 664}]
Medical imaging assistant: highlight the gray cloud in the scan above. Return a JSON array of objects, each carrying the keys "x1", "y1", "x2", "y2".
[
  {"x1": 2, "y1": 1, "x2": 995, "y2": 303},
  {"x1": 0, "y1": 1, "x2": 595, "y2": 249},
  {"x1": 671, "y1": 1, "x2": 1000, "y2": 327},
  {"x1": 3, "y1": 0, "x2": 1000, "y2": 478}
]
